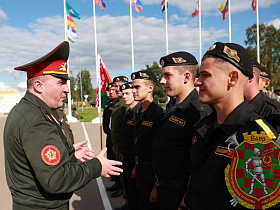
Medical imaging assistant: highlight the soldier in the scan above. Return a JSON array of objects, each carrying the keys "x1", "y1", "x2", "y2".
[
  {"x1": 3, "y1": 41, "x2": 122, "y2": 210},
  {"x1": 182, "y1": 42, "x2": 279, "y2": 209},
  {"x1": 259, "y1": 66, "x2": 271, "y2": 94},
  {"x1": 109, "y1": 76, "x2": 129, "y2": 198},
  {"x1": 131, "y1": 70, "x2": 164, "y2": 210},
  {"x1": 244, "y1": 59, "x2": 280, "y2": 133},
  {"x1": 118, "y1": 82, "x2": 141, "y2": 210},
  {"x1": 153, "y1": 52, "x2": 212, "y2": 209}
]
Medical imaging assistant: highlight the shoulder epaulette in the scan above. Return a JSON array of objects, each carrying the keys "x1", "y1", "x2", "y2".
[{"x1": 40, "y1": 108, "x2": 54, "y2": 124}]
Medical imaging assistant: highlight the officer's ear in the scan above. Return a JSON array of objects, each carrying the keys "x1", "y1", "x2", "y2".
[
  {"x1": 33, "y1": 78, "x2": 44, "y2": 93},
  {"x1": 228, "y1": 70, "x2": 239, "y2": 88}
]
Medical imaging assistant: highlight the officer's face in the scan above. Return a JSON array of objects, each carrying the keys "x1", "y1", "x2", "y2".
[
  {"x1": 41, "y1": 75, "x2": 69, "y2": 109},
  {"x1": 132, "y1": 79, "x2": 151, "y2": 102},
  {"x1": 122, "y1": 89, "x2": 135, "y2": 106},
  {"x1": 114, "y1": 82, "x2": 126, "y2": 98},
  {"x1": 160, "y1": 66, "x2": 186, "y2": 98},
  {"x1": 195, "y1": 57, "x2": 229, "y2": 105}
]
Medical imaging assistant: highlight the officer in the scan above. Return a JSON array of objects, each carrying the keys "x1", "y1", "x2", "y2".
[
  {"x1": 259, "y1": 66, "x2": 271, "y2": 94},
  {"x1": 131, "y1": 70, "x2": 164, "y2": 210},
  {"x1": 244, "y1": 59, "x2": 280, "y2": 133},
  {"x1": 110, "y1": 76, "x2": 129, "y2": 198},
  {"x1": 153, "y1": 51, "x2": 212, "y2": 209},
  {"x1": 182, "y1": 42, "x2": 279, "y2": 209},
  {"x1": 118, "y1": 82, "x2": 141, "y2": 210},
  {"x1": 3, "y1": 41, "x2": 122, "y2": 210}
]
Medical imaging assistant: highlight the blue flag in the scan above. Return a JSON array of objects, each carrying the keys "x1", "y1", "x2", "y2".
[{"x1": 66, "y1": 1, "x2": 80, "y2": 19}]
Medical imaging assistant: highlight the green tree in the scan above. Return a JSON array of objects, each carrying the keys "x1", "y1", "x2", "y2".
[
  {"x1": 142, "y1": 61, "x2": 167, "y2": 103},
  {"x1": 76, "y1": 69, "x2": 95, "y2": 103},
  {"x1": 245, "y1": 23, "x2": 280, "y2": 89}
]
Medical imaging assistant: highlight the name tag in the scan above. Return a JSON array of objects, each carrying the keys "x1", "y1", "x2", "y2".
[
  {"x1": 169, "y1": 115, "x2": 186, "y2": 127},
  {"x1": 215, "y1": 146, "x2": 232, "y2": 158},
  {"x1": 127, "y1": 120, "x2": 136, "y2": 126},
  {"x1": 142, "y1": 120, "x2": 153, "y2": 127}
]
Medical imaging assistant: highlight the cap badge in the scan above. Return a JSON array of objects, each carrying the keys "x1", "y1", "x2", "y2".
[
  {"x1": 172, "y1": 57, "x2": 186, "y2": 64},
  {"x1": 160, "y1": 60, "x2": 165, "y2": 67},
  {"x1": 59, "y1": 62, "x2": 67, "y2": 72},
  {"x1": 116, "y1": 77, "x2": 120, "y2": 82},
  {"x1": 208, "y1": 44, "x2": 216, "y2": 51},
  {"x1": 129, "y1": 84, "x2": 132, "y2": 88},
  {"x1": 260, "y1": 71, "x2": 268, "y2": 77},
  {"x1": 139, "y1": 72, "x2": 149, "y2": 78},
  {"x1": 132, "y1": 74, "x2": 136, "y2": 79},
  {"x1": 223, "y1": 46, "x2": 240, "y2": 62},
  {"x1": 122, "y1": 85, "x2": 125, "y2": 89}
]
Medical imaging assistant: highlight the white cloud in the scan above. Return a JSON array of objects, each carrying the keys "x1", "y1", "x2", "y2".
[
  {"x1": 0, "y1": 7, "x2": 8, "y2": 25},
  {"x1": 0, "y1": 82, "x2": 16, "y2": 91},
  {"x1": 267, "y1": 18, "x2": 280, "y2": 29}
]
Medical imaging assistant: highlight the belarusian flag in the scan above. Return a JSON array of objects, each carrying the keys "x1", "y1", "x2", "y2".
[{"x1": 96, "y1": 53, "x2": 112, "y2": 108}]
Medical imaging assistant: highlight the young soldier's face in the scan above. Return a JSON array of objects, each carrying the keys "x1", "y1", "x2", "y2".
[
  {"x1": 259, "y1": 77, "x2": 270, "y2": 93},
  {"x1": 132, "y1": 79, "x2": 151, "y2": 102},
  {"x1": 109, "y1": 87, "x2": 117, "y2": 99},
  {"x1": 41, "y1": 75, "x2": 69, "y2": 109},
  {"x1": 114, "y1": 81, "x2": 126, "y2": 97},
  {"x1": 195, "y1": 57, "x2": 229, "y2": 105},
  {"x1": 160, "y1": 66, "x2": 186, "y2": 98},
  {"x1": 122, "y1": 89, "x2": 135, "y2": 106}
]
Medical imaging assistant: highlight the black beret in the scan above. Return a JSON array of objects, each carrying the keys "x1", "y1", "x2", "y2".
[
  {"x1": 131, "y1": 70, "x2": 157, "y2": 82},
  {"x1": 159, "y1": 51, "x2": 198, "y2": 67},
  {"x1": 204, "y1": 42, "x2": 253, "y2": 79},
  {"x1": 105, "y1": 82, "x2": 113, "y2": 91},
  {"x1": 113, "y1": 76, "x2": 128, "y2": 83},
  {"x1": 260, "y1": 67, "x2": 271, "y2": 80},
  {"x1": 252, "y1": 59, "x2": 261, "y2": 69},
  {"x1": 120, "y1": 82, "x2": 133, "y2": 92}
]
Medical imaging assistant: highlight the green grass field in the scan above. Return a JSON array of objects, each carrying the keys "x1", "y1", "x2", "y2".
[{"x1": 76, "y1": 108, "x2": 99, "y2": 122}]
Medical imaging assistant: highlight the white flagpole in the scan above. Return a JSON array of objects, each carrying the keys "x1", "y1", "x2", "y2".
[
  {"x1": 199, "y1": 0, "x2": 202, "y2": 63},
  {"x1": 130, "y1": 1, "x2": 135, "y2": 72},
  {"x1": 256, "y1": 0, "x2": 260, "y2": 63},
  {"x1": 64, "y1": 0, "x2": 76, "y2": 122},
  {"x1": 165, "y1": 0, "x2": 168, "y2": 55},
  {"x1": 93, "y1": 0, "x2": 100, "y2": 113},
  {"x1": 228, "y1": 0, "x2": 231, "y2": 43}
]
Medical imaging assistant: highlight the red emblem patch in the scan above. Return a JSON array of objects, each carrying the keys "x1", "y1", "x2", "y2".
[{"x1": 41, "y1": 145, "x2": 61, "y2": 166}]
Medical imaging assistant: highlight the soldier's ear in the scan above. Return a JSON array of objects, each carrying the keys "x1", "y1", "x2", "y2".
[
  {"x1": 228, "y1": 71, "x2": 239, "y2": 88},
  {"x1": 184, "y1": 72, "x2": 191, "y2": 84}
]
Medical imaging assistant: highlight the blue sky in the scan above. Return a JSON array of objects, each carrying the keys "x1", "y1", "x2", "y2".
[{"x1": 0, "y1": 0, "x2": 279, "y2": 93}]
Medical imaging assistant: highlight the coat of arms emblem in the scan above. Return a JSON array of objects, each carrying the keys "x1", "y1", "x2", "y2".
[{"x1": 225, "y1": 131, "x2": 280, "y2": 209}]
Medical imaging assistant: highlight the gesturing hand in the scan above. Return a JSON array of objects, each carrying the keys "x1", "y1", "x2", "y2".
[{"x1": 74, "y1": 140, "x2": 95, "y2": 162}]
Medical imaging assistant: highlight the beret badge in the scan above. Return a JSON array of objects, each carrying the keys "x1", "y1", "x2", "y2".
[
  {"x1": 139, "y1": 72, "x2": 149, "y2": 78},
  {"x1": 172, "y1": 57, "x2": 186, "y2": 64},
  {"x1": 208, "y1": 44, "x2": 216, "y2": 51},
  {"x1": 132, "y1": 74, "x2": 136, "y2": 79},
  {"x1": 223, "y1": 46, "x2": 240, "y2": 62},
  {"x1": 160, "y1": 60, "x2": 165, "y2": 67}
]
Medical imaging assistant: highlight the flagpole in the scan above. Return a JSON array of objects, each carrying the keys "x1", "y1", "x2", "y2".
[
  {"x1": 165, "y1": 0, "x2": 168, "y2": 55},
  {"x1": 256, "y1": 0, "x2": 260, "y2": 63},
  {"x1": 130, "y1": 1, "x2": 135, "y2": 72},
  {"x1": 199, "y1": 0, "x2": 202, "y2": 63},
  {"x1": 64, "y1": 0, "x2": 76, "y2": 122},
  {"x1": 228, "y1": 0, "x2": 231, "y2": 43}
]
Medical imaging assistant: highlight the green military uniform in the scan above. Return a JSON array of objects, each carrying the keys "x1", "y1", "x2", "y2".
[
  {"x1": 4, "y1": 91, "x2": 102, "y2": 209},
  {"x1": 110, "y1": 98, "x2": 128, "y2": 155},
  {"x1": 55, "y1": 108, "x2": 74, "y2": 146}
]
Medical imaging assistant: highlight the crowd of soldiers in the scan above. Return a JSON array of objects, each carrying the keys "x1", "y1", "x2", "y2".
[{"x1": 102, "y1": 42, "x2": 280, "y2": 210}]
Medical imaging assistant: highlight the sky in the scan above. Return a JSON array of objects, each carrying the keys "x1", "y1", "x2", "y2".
[{"x1": 0, "y1": 0, "x2": 280, "y2": 94}]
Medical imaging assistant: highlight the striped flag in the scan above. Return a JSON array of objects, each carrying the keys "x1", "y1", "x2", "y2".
[
  {"x1": 131, "y1": 0, "x2": 142, "y2": 13},
  {"x1": 161, "y1": 0, "x2": 167, "y2": 13},
  {"x1": 251, "y1": 0, "x2": 256, "y2": 12},
  {"x1": 95, "y1": 0, "x2": 106, "y2": 11},
  {"x1": 218, "y1": 0, "x2": 228, "y2": 20},
  {"x1": 66, "y1": 1, "x2": 80, "y2": 19},
  {"x1": 192, "y1": 0, "x2": 199, "y2": 17},
  {"x1": 67, "y1": 16, "x2": 78, "y2": 43}
]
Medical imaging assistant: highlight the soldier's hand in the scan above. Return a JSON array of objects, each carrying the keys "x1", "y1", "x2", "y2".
[
  {"x1": 74, "y1": 140, "x2": 95, "y2": 162},
  {"x1": 131, "y1": 166, "x2": 136, "y2": 179},
  {"x1": 97, "y1": 147, "x2": 123, "y2": 178}
]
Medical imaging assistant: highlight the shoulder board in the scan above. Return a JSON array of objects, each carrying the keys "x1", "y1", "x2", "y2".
[{"x1": 40, "y1": 108, "x2": 54, "y2": 124}]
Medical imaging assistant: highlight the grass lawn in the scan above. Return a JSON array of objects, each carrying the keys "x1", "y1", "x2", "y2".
[{"x1": 76, "y1": 108, "x2": 99, "y2": 122}]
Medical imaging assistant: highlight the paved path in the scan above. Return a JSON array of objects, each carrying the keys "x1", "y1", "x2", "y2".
[{"x1": 0, "y1": 116, "x2": 125, "y2": 210}]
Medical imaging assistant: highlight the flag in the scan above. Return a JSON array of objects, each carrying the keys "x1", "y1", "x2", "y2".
[
  {"x1": 95, "y1": 0, "x2": 106, "y2": 11},
  {"x1": 161, "y1": 0, "x2": 167, "y2": 13},
  {"x1": 96, "y1": 54, "x2": 112, "y2": 108},
  {"x1": 251, "y1": 0, "x2": 256, "y2": 12},
  {"x1": 67, "y1": 15, "x2": 78, "y2": 43},
  {"x1": 131, "y1": 0, "x2": 142, "y2": 13},
  {"x1": 262, "y1": 150, "x2": 273, "y2": 168},
  {"x1": 192, "y1": 0, "x2": 199, "y2": 17},
  {"x1": 218, "y1": 0, "x2": 228, "y2": 20},
  {"x1": 66, "y1": 1, "x2": 80, "y2": 19}
]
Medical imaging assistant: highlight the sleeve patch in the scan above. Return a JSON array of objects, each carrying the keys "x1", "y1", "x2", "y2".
[{"x1": 41, "y1": 145, "x2": 61, "y2": 166}]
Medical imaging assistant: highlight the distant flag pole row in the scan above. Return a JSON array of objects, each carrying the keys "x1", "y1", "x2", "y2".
[
  {"x1": 161, "y1": 0, "x2": 169, "y2": 55},
  {"x1": 218, "y1": 0, "x2": 231, "y2": 42}
]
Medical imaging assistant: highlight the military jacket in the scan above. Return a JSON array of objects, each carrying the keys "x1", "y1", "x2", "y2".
[
  {"x1": 4, "y1": 91, "x2": 102, "y2": 209},
  {"x1": 153, "y1": 89, "x2": 212, "y2": 180},
  {"x1": 119, "y1": 103, "x2": 141, "y2": 155},
  {"x1": 110, "y1": 98, "x2": 128, "y2": 154},
  {"x1": 185, "y1": 100, "x2": 279, "y2": 209},
  {"x1": 250, "y1": 91, "x2": 280, "y2": 133},
  {"x1": 133, "y1": 101, "x2": 163, "y2": 160},
  {"x1": 102, "y1": 99, "x2": 114, "y2": 135}
]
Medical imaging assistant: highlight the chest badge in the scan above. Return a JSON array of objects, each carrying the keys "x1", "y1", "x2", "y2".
[
  {"x1": 169, "y1": 115, "x2": 186, "y2": 127},
  {"x1": 225, "y1": 131, "x2": 280, "y2": 209}
]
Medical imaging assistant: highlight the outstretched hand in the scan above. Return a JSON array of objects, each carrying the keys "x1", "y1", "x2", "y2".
[
  {"x1": 97, "y1": 147, "x2": 123, "y2": 178},
  {"x1": 74, "y1": 140, "x2": 95, "y2": 162}
]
